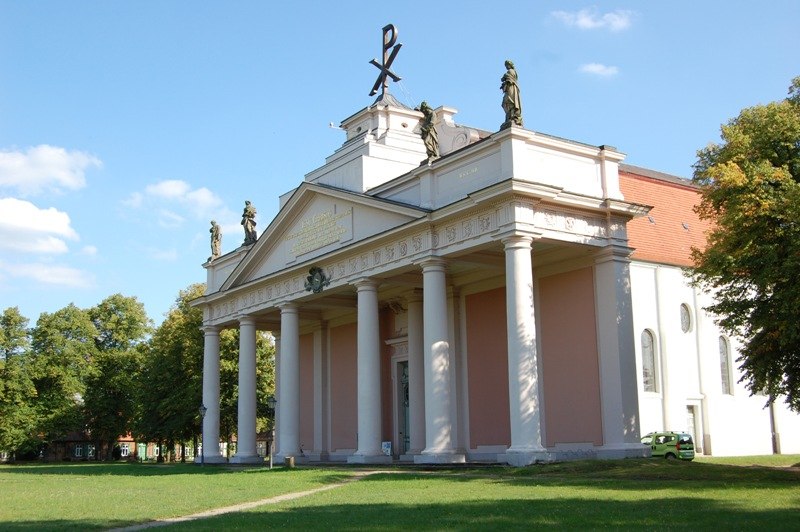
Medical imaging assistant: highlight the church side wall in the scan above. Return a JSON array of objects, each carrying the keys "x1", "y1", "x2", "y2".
[
  {"x1": 465, "y1": 287, "x2": 511, "y2": 449},
  {"x1": 538, "y1": 267, "x2": 603, "y2": 447},
  {"x1": 329, "y1": 322, "x2": 357, "y2": 453}
]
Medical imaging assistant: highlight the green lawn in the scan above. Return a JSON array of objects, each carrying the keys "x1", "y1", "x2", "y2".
[{"x1": 0, "y1": 457, "x2": 798, "y2": 530}]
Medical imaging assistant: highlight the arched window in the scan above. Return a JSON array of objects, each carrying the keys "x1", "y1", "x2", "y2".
[
  {"x1": 641, "y1": 329, "x2": 658, "y2": 392},
  {"x1": 719, "y1": 336, "x2": 733, "y2": 395},
  {"x1": 680, "y1": 304, "x2": 692, "y2": 333}
]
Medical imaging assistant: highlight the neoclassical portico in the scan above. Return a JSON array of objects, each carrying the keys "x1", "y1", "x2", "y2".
[{"x1": 194, "y1": 91, "x2": 648, "y2": 465}]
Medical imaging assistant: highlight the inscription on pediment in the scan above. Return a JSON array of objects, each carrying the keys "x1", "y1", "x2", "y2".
[{"x1": 286, "y1": 208, "x2": 353, "y2": 259}]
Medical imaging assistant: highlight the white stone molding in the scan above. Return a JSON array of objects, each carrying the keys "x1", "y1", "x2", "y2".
[{"x1": 231, "y1": 316, "x2": 261, "y2": 463}]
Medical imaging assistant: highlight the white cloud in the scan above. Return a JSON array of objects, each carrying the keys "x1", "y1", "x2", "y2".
[
  {"x1": 0, "y1": 261, "x2": 93, "y2": 288},
  {"x1": 157, "y1": 209, "x2": 186, "y2": 228},
  {"x1": 145, "y1": 179, "x2": 191, "y2": 199},
  {"x1": 552, "y1": 8, "x2": 633, "y2": 32},
  {"x1": 580, "y1": 63, "x2": 619, "y2": 77},
  {"x1": 81, "y1": 245, "x2": 98, "y2": 256},
  {"x1": 0, "y1": 145, "x2": 102, "y2": 196},
  {"x1": 124, "y1": 179, "x2": 225, "y2": 225},
  {"x1": 0, "y1": 198, "x2": 79, "y2": 254}
]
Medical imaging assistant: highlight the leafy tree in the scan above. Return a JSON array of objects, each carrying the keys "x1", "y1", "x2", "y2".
[
  {"x1": 691, "y1": 76, "x2": 800, "y2": 410},
  {"x1": 0, "y1": 308, "x2": 36, "y2": 457},
  {"x1": 83, "y1": 294, "x2": 151, "y2": 459},
  {"x1": 135, "y1": 284, "x2": 205, "y2": 460},
  {"x1": 28, "y1": 304, "x2": 99, "y2": 444},
  {"x1": 0, "y1": 307, "x2": 30, "y2": 360},
  {"x1": 89, "y1": 293, "x2": 152, "y2": 351}
]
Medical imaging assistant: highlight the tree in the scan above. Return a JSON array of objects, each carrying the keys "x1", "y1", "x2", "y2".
[
  {"x1": 691, "y1": 75, "x2": 800, "y2": 410},
  {"x1": 135, "y1": 284, "x2": 205, "y2": 460},
  {"x1": 0, "y1": 307, "x2": 30, "y2": 360},
  {"x1": 0, "y1": 308, "x2": 36, "y2": 457},
  {"x1": 84, "y1": 295, "x2": 151, "y2": 459},
  {"x1": 29, "y1": 304, "x2": 99, "y2": 444}
]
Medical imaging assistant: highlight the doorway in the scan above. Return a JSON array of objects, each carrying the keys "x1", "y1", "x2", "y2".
[{"x1": 397, "y1": 360, "x2": 410, "y2": 455}]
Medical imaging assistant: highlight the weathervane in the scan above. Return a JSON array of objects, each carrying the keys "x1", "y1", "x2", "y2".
[{"x1": 369, "y1": 24, "x2": 402, "y2": 97}]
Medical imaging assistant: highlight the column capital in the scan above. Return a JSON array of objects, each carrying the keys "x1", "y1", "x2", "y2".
[
  {"x1": 201, "y1": 325, "x2": 220, "y2": 336},
  {"x1": 237, "y1": 314, "x2": 257, "y2": 326},
  {"x1": 501, "y1": 233, "x2": 534, "y2": 250},
  {"x1": 278, "y1": 302, "x2": 298, "y2": 314},
  {"x1": 353, "y1": 277, "x2": 378, "y2": 291},
  {"x1": 417, "y1": 256, "x2": 447, "y2": 273},
  {"x1": 593, "y1": 244, "x2": 634, "y2": 264}
]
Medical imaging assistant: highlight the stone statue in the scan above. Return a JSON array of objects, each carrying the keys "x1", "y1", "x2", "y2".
[
  {"x1": 417, "y1": 100, "x2": 439, "y2": 161},
  {"x1": 241, "y1": 200, "x2": 257, "y2": 246},
  {"x1": 501, "y1": 60, "x2": 523, "y2": 128},
  {"x1": 209, "y1": 220, "x2": 221, "y2": 261}
]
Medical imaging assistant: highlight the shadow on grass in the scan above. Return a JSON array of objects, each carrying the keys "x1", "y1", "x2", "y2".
[{"x1": 155, "y1": 496, "x2": 800, "y2": 530}]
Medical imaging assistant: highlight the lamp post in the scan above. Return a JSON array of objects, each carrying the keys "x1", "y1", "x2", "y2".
[
  {"x1": 198, "y1": 404, "x2": 207, "y2": 466},
  {"x1": 267, "y1": 396, "x2": 277, "y2": 469}
]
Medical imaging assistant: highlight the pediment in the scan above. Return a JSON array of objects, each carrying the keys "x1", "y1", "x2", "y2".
[{"x1": 221, "y1": 183, "x2": 426, "y2": 290}]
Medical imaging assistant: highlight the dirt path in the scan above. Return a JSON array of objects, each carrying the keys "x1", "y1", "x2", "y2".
[{"x1": 111, "y1": 470, "x2": 375, "y2": 531}]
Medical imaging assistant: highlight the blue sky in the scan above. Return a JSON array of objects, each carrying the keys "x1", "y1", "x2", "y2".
[{"x1": 1, "y1": 1, "x2": 798, "y2": 325}]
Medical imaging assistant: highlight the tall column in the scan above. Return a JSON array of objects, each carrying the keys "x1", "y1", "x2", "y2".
[
  {"x1": 201, "y1": 326, "x2": 225, "y2": 463},
  {"x1": 594, "y1": 245, "x2": 646, "y2": 457},
  {"x1": 416, "y1": 258, "x2": 465, "y2": 464},
  {"x1": 349, "y1": 278, "x2": 391, "y2": 463},
  {"x1": 406, "y1": 291, "x2": 426, "y2": 455},
  {"x1": 231, "y1": 316, "x2": 260, "y2": 463},
  {"x1": 276, "y1": 304, "x2": 300, "y2": 461},
  {"x1": 502, "y1": 235, "x2": 547, "y2": 466}
]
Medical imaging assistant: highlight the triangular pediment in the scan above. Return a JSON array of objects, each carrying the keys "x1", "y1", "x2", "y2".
[{"x1": 220, "y1": 183, "x2": 427, "y2": 290}]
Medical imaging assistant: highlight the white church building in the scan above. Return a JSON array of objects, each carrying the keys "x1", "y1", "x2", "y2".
[{"x1": 192, "y1": 43, "x2": 800, "y2": 465}]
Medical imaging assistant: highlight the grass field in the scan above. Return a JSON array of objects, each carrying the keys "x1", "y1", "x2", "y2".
[{"x1": 1, "y1": 456, "x2": 798, "y2": 530}]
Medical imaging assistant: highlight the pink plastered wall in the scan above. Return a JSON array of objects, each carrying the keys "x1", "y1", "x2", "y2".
[
  {"x1": 465, "y1": 287, "x2": 511, "y2": 447},
  {"x1": 298, "y1": 333, "x2": 314, "y2": 452},
  {"x1": 538, "y1": 267, "x2": 603, "y2": 447},
  {"x1": 330, "y1": 322, "x2": 357, "y2": 450}
]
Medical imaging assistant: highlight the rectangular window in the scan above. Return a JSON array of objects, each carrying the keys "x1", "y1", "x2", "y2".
[
  {"x1": 641, "y1": 330, "x2": 658, "y2": 392},
  {"x1": 120, "y1": 443, "x2": 130, "y2": 457},
  {"x1": 87, "y1": 444, "x2": 95, "y2": 458},
  {"x1": 74, "y1": 445, "x2": 83, "y2": 458}
]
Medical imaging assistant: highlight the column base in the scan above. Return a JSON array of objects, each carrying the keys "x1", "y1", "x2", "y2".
[
  {"x1": 230, "y1": 453, "x2": 264, "y2": 465},
  {"x1": 194, "y1": 455, "x2": 228, "y2": 464},
  {"x1": 414, "y1": 451, "x2": 466, "y2": 464},
  {"x1": 500, "y1": 448, "x2": 553, "y2": 467},
  {"x1": 347, "y1": 453, "x2": 393, "y2": 464}
]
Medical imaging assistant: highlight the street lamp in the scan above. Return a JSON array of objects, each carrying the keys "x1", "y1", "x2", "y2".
[
  {"x1": 267, "y1": 396, "x2": 277, "y2": 469},
  {"x1": 198, "y1": 404, "x2": 207, "y2": 466}
]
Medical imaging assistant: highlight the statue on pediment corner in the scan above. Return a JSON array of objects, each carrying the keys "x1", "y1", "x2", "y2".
[
  {"x1": 416, "y1": 100, "x2": 439, "y2": 161},
  {"x1": 241, "y1": 200, "x2": 257, "y2": 246},
  {"x1": 501, "y1": 60, "x2": 523, "y2": 129},
  {"x1": 209, "y1": 220, "x2": 221, "y2": 261}
]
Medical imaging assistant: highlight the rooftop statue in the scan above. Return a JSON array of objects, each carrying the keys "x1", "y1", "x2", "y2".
[
  {"x1": 241, "y1": 200, "x2": 257, "y2": 246},
  {"x1": 209, "y1": 220, "x2": 221, "y2": 261},
  {"x1": 417, "y1": 100, "x2": 440, "y2": 161},
  {"x1": 501, "y1": 60, "x2": 523, "y2": 128}
]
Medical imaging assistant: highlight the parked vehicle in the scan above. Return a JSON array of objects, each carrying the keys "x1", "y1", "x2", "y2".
[{"x1": 641, "y1": 431, "x2": 695, "y2": 461}]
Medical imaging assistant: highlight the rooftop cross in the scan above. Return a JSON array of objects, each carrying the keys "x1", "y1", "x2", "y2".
[{"x1": 368, "y1": 24, "x2": 402, "y2": 97}]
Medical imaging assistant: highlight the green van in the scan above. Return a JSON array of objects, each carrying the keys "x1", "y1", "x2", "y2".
[{"x1": 641, "y1": 431, "x2": 695, "y2": 460}]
